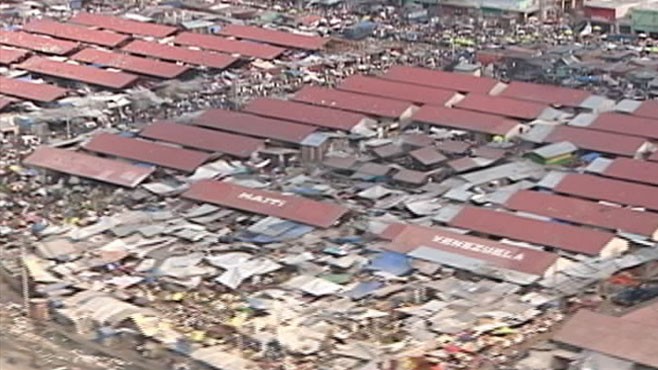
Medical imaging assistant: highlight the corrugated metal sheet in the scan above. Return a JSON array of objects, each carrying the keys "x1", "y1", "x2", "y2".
[
  {"x1": 545, "y1": 125, "x2": 646, "y2": 157},
  {"x1": 292, "y1": 86, "x2": 415, "y2": 119},
  {"x1": 22, "y1": 19, "x2": 129, "y2": 48},
  {"x1": 18, "y1": 57, "x2": 138, "y2": 89},
  {"x1": 0, "y1": 96, "x2": 15, "y2": 111},
  {"x1": 650, "y1": 151, "x2": 658, "y2": 162},
  {"x1": 0, "y1": 76, "x2": 67, "y2": 103},
  {"x1": 83, "y1": 133, "x2": 209, "y2": 172},
  {"x1": 454, "y1": 94, "x2": 548, "y2": 120},
  {"x1": 0, "y1": 30, "x2": 79, "y2": 55},
  {"x1": 69, "y1": 12, "x2": 176, "y2": 38},
  {"x1": 337, "y1": 75, "x2": 456, "y2": 106},
  {"x1": 584, "y1": 112, "x2": 658, "y2": 140},
  {"x1": 122, "y1": 40, "x2": 237, "y2": 69},
  {"x1": 218, "y1": 24, "x2": 327, "y2": 51},
  {"x1": 553, "y1": 310, "x2": 658, "y2": 369},
  {"x1": 182, "y1": 180, "x2": 349, "y2": 228},
  {"x1": 449, "y1": 206, "x2": 618, "y2": 256},
  {"x1": 0, "y1": 47, "x2": 28, "y2": 65},
  {"x1": 23, "y1": 146, "x2": 153, "y2": 188},
  {"x1": 499, "y1": 81, "x2": 591, "y2": 107},
  {"x1": 139, "y1": 121, "x2": 264, "y2": 158},
  {"x1": 194, "y1": 109, "x2": 316, "y2": 144},
  {"x1": 382, "y1": 65, "x2": 498, "y2": 94},
  {"x1": 633, "y1": 100, "x2": 658, "y2": 119},
  {"x1": 596, "y1": 157, "x2": 658, "y2": 186},
  {"x1": 243, "y1": 97, "x2": 367, "y2": 131},
  {"x1": 409, "y1": 146, "x2": 447, "y2": 166},
  {"x1": 385, "y1": 223, "x2": 559, "y2": 276},
  {"x1": 173, "y1": 32, "x2": 285, "y2": 60},
  {"x1": 505, "y1": 190, "x2": 658, "y2": 239},
  {"x1": 411, "y1": 106, "x2": 519, "y2": 135},
  {"x1": 554, "y1": 173, "x2": 658, "y2": 211},
  {"x1": 71, "y1": 48, "x2": 188, "y2": 79}
]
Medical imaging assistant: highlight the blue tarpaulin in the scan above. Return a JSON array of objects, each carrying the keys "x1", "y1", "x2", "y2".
[{"x1": 366, "y1": 251, "x2": 412, "y2": 276}]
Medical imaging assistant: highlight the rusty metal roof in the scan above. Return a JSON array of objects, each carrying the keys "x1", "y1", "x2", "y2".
[
  {"x1": 382, "y1": 65, "x2": 499, "y2": 94},
  {"x1": 139, "y1": 121, "x2": 264, "y2": 158},
  {"x1": 122, "y1": 40, "x2": 237, "y2": 69},
  {"x1": 385, "y1": 223, "x2": 560, "y2": 277},
  {"x1": 454, "y1": 94, "x2": 548, "y2": 120},
  {"x1": 449, "y1": 206, "x2": 619, "y2": 256},
  {"x1": 409, "y1": 146, "x2": 447, "y2": 166},
  {"x1": 72, "y1": 48, "x2": 189, "y2": 79},
  {"x1": 293, "y1": 86, "x2": 415, "y2": 119},
  {"x1": 182, "y1": 180, "x2": 349, "y2": 228},
  {"x1": 18, "y1": 57, "x2": 138, "y2": 89},
  {"x1": 585, "y1": 112, "x2": 658, "y2": 141},
  {"x1": 554, "y1": 173, "x2": 658, "y2": 211},
  {"x1": 412, "y1": 106, "x2": 520, "y2": 136},
  {"x1": 0, "y1": 47, "x2": 28, "y2": 65},
  {"x1": 499, "y1": 81, "x2": 591, "y2": 107},
  {"x1": 553, "y1": 310, "x2": 658, "y2": 369},
  {"x1": 545, "y1": 125, "x2": 646, "y2": 157},
  {"x1": 505, "y1": 190, "x2": 658, "y2": 239},
  {"x1": 650, "y1": 151, "x2": 658, "y2": 162},
  {"x1": 0, "y1": 96, "x2": 16, "y2": 111},
  {"x1": 23, "y1": 19, "x2": 130, "y2": 48},
  {"x1": 84, "y1": 133, "x2": 209, "y2": 172},
  {"x1": 23, "y1": 146, "x2": 153, "y2": 188},
  {"x1": 173, "y1": 32, "x2": 285, "y2": 60},
  {"x1": 69, "y1": 12, "x2": 177, "y2": 38},
  {"x1": 596, "y1": 157, "x2": 658, "y2": 186},
  {"x1": 243, "y1": 97, "x2": 367, "y2": 132},
  {"x1": 337, "y1": 75, "x2": 456, "y2": 106},
  {"x1": 633, "y1": 100, "x2": 658, "y2": 119},
  {"x1": 0, "y1": 75, "x2": 67, "y2": 103},
  {"x1": 0, "y1": 30, "x2": 79, "y2": 55},
  {"x1": 219, "y1": 24, "x2": 327, "y2": 51},
  {"x1": 194, "y1": 109, "x2": 316, "y2": 144}
]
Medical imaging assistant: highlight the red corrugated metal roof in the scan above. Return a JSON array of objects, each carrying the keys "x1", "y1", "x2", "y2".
[
  {"x1": 554, "y1": 173, "x2": 658, "y2": 211},
  {"x1": 292, "y1": 86, "x2": 415, "y2": 119},
  {"x1": 173, "y1": 32, "x2": 285, "y2": 60},
  {"x1": 194, "y1": 109, "x2": 316, "y2": 144},
  {"x1": 449, "y1": 206, "x2": 617, "y2": 256},
  {"x1": 633, "y1": 100, "x2": 658, "y2": 119},
  {"x1": 454, "y1": 94, "x2": 548, "y2": 120},
  {"x1": 337, "y1": 75, "x2": 456, "y2": 106},
  {"x1": 0, "y1": 76, "x2": 67, "y2": 103},
  {"x1": 382, "y1": 65, "x2": 498, "y2": 94},
  {"x1": 69, "y1": 12, "x2": 177, "y2": 38},
  {"x1": 243, "y1": 97, "x2": 366, "y2": 131},
  {"x1": 545, "y1": 125, "x2": 646, "y2": 157},
  {"x1": 122, "y1": 40, "x2": 237, "y2": 69},
  {"x1": 23, "y1": 146, "x2": 153, "y2": 188},
  {"x1": 17, "y1": 57, "x2": 138, "y2": 89},
  {"x1": 650, "y1": 152, "x2": 658, "y2": 162},
  {"x1": 139, "y1": 121, "x2": 264, "y2": 158},
  {"x1": 584, "y1": 112, "x2": 658, "y2": 140},
  {"x1": 0, "y1": 30, "x2": 79, "y2": 55},
  {"x1": 219, "y1": 24, "x2": 327, "y2": 51},
  {"x1": 597, "y1": 158, "x2": 658, "y2": 186},
  {"x1": 84, "y1": 133, "x2": 209, "y2": 172},
  {"x1": 386, "y1": 223, "x2": 559, "y2": 276},
  {"x1": 411, "y1": 106, "x2": 520, "y2": 135},
  {"x1": 0, "y1": 47, "x2": 28, "y2": 65},
  {"x1": 0, "y1": 96, "x2": 15, "y2": 111},
  {"x1": 553, "y1": 310, "x2": 658, "y2": 369},
  {"x1": 71, "y1": 48, "x2": 188, "y2": 79},
  {"x1": 182, "y1": 180, "x2": 349, "y2": 228},
  {"x1": 499, "y1": 81, "x2": 591, "y2": 106},
  {"x1": 505, "y1": 190, "x2": 658, "y2": 239},
  {"x1": 22, "y1": 19, "x2": 129, "y2": 48}
]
